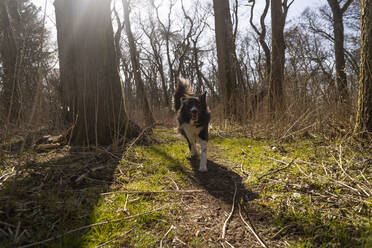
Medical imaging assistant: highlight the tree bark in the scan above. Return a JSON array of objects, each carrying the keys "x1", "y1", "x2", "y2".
[
  {"x1": 0, "y1": 0, "x2": 21, "y2": 122},
  {"x1": 250, "y1": 0, "x2": 271, "y2": 81},
  {"x1": 327, "y1": 0, "x2": 353, "y2": 103},
  {"x1": 268, "y1": 0, "x2": 286, "y2": 115},
  {"x1": 55, "y1": 0, "x2": 133, "y2": 146},
  {"x1": 354, "y1": 0, "x2": 372, "y2": 136},
  {"x1": 213, "y1": 0, "x2": 239, "y2": 118},
  {"x1": 122, "y1": 0, "x2": 155, "y2": 127}
]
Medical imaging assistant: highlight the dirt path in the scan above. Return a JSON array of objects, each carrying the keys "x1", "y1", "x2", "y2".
[
  {"x1": 1, "y1": 127, "x2": 370, "y2": 247},
  {"x1": 147, "y1": 131, "x2": 275, "y2": 247},
  {"x1": 164, "y1": 161, "x2": 268, "y2": 247}
]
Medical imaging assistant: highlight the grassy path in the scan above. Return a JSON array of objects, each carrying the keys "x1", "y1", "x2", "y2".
[{"x1": 0, "y1": 128, "x2": 370, "y2": 247}]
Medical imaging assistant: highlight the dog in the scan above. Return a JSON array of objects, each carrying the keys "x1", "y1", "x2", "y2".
[{"x1": 174, "y1": 77, "x2": 211, "y2": 172}]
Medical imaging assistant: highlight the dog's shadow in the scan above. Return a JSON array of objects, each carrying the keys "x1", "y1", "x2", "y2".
[
  {"x1": 188, "y1": 158, "x2": 258, "y2": 204},
  {"x1": 148, "y1": 146, "x2": 257, "y2": 204}
]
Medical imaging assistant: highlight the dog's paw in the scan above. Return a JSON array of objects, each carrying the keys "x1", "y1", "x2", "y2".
[
  {"x1": 190, "y1": 152, "x2": 200, "y2": 159},
  {"x1": 198, "y1": 165, "x2": 208, "y2": 172}
]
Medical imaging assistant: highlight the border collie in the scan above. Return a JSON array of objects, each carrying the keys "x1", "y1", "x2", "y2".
[{"x1": 174, "y1": 77, "x2": 211, "y2": 172}]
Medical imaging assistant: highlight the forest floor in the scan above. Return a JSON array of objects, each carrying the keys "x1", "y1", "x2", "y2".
[{"x1": 0, "y1": 126, "x2": 371, "y2": 247}]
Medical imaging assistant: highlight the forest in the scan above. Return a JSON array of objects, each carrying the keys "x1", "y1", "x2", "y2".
[{"x1": 0, "y1": 0, "x2": 371, "y2": 247}]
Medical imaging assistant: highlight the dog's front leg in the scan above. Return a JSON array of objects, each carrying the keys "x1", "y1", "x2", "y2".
[
  {"x1": 199, "y1": 140, "x2": 208, "y2": 172},
  {"x1": 190, "y1": 138, "x2": 199, "y2": 157}
]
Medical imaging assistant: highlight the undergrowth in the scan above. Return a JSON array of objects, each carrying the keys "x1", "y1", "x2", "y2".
[{"x1": 0, "y1": 127, "x2": 370, "y2": 247}]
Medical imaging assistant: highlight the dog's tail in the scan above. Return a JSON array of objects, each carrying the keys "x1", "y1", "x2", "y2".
[{"x1": 174, "y1": 77, "x2": 194, "y2": 111}]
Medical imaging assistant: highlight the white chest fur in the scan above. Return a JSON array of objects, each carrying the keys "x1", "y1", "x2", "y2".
[
  {"x1": 180, "y1": 122, "x2": 202, "y2": 142},
  {"x1": 180, "y1": 122, "x2": 208, "y2": 172}
]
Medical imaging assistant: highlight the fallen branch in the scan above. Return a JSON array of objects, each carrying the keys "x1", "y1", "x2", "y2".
[
  {"x1": 122, "y1": 123, "x2": 156, "y2": 158},
  {"x1": 221, "y1": 183, "x2": 237, "y2": 240},
  {"x1": 224, "y1": 240, "x2": 235, "y2": 248},
  {"x1": 167, "y1": 177, "x2": 180, "y2": 190},
  {"x1": 75, "y1": 166, "x2": 105, "y2": 182},
  {"x1": 160, "y1": 225, "x2": 175, "y2": 248},
  {"x1": 96, "y1": 147, "x2": 121, "y2": 160},
  {"x1": 18, "y1": 207, "x2": 164, "y2": 248},
  {"x1": 258, "y1": 157, "x2": 296, "y2": 180},
  {"x1": 238, "y1": 204, "x2": 267, "y2": 248},
  {"x1": 101, "y1": 189, "x2": 216, "y2": 196},
  {"x1": 271, "y1": 224, "x2": 294, "y2": 239},
  {"x1": 93, "y1": 228, "x2": 133, "y2": 248}
]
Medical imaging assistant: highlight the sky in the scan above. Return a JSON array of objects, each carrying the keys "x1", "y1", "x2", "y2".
[
  {"x1": 251, "y1": 0, "x2": 323, "y2": 19},
  {"x1": 31, "y1": 0, "x2": 326, "y2": 32},
  {"x1": 30, "y1": 0, "x2": 328, "y2": 55}
]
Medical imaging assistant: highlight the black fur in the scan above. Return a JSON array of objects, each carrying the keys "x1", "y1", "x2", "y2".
[
  {"x1": 174, "y1": 77, "x2": 211, "y2": 154},
  {"x1": 175, "y1": 78, "x2": 210, "y2": 131}
]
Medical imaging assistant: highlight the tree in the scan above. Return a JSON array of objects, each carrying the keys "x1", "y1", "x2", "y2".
[
  {"x1": 122, "y1": 0, "x2": 155, "y2": 127},
  {"x1": 268, "y1": 0, "x2": 293, "y2": 116},
  {"x1": 55, "y1": 0, "x2": 134, "y2": 146},
  {"x1": 354, "y1": 0, "x2": 372, "y2": 136},
  {"x1": 140, "y1": 17, "x2": 170, "y2": 108},
  {"x1": 213, "y1": 0, "x2": 239, "y2": 118},
  {"x1": 0, "y1": 0, "x2": 22, "y2": 123},
  {"x1": 0, "y1": 0, "x2": 51, "y2": 127},
  {"x1": 249, "y1": 0, "x2": 270, "y2": 81},
  {"x1": 326, "y1": 0, "x2": 354, "y2": 103}
]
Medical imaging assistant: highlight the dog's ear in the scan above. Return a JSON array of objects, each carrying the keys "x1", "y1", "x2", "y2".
[
  {"x1": 199, "y1": 92, "x2": 207, "y2": 104},
  {"x1": 180, "y1": 97, "x2": 188, "y2": 104}
]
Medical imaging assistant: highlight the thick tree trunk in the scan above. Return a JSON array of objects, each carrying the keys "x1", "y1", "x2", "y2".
[
  {"x1": 327, "y1": 0, "x2": 352, "y2": 103},
  {"x1": 213, "y1": 0, "x2": 239, "y2": 118},
  {"x1": 55, "y1": 0, "x2": 132, "y2": 146},
  {"x1": 122, "y1": 0, "x2": 155, "y2": 127},
  {"x1": 268, "y1": 0, "x2": 285, "y2": 115},
  {"x1": 0, "y1": 0, "x2": 21, "y2": 122},
  {"x1": 354, "y1": 0, "x2": 372, "y2": 135}
]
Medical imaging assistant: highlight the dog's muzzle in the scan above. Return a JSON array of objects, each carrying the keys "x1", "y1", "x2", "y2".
[{"x1": 191, "y1": 107, "x2": 198, "y2": 121}]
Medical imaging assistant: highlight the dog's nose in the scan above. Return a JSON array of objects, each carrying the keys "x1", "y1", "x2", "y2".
[{"x1": 191, "y1": 108, "x2": 198, "y2": 114}]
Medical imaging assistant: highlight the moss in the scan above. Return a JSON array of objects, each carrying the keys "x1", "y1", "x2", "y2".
[{"x1": 1, "y1": 128, "x2": 370, "y2": 247}]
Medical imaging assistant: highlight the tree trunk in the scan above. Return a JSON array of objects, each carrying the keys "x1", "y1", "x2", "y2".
[
  {"x1": 55, "y1": 0, "x2": 133, "y2": 146},
  {"x1": 146, "y1": 25, "x2": 169, "y2": 108},
  {"x1": 327, "y1": 0, "x2": 353, "y2": 103},
  {"x1": 122, "y1": 0, "x2": 155, "y2": 127},
  {"x1": 250, "y1": 0, "x2": 271, "y2": 81},
  {"x1": 213, "y1": 0, "x2": 239, "y2": 118},
  {"x1": 354, "y1": 0, "x2": 372, "y2": 136},
  {"x1": 0, "y1": 0, "x2": 21, "y2": 123},
  {"x1": 268, "y1": 0, "x2": 286, "y2": 115}
]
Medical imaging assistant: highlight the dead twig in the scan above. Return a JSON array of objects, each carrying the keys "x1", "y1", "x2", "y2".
[
  {"x1": 173, "y1": 236, "x2": 190, "y2": 247},
  {"x1": 167, "y1": 176, "x2": 179, "y2": 190},
  {"x1": 224, "y1": 240, "x2": 235, "y2": 248},
  {"x1": 96, "y1": 147, "x2": 121, "y2": 160},
  {"x1": 238, "y1": 204, "x2": 267, "y2": 248},
  {"x1": 271, "y1": 224, "x2": 294, "y2": 239},
  {"x1": 239, "y1": 163, "x2": 250, "y2": 177},
  {"x1": 75, "y1": 165, "x2": 105, "y2": 182},
  {"x1": 93, "y1": 228, "x2": 133, "y2": 248},
  {"x1": 159, "y1": 225, "x2": 175, "y2": 248},
  {"x1": 221, "y1": 183, "x2": 237, "y2": 240},
  {"x1": 101, "y1": 189, "x2": 217, "y2": 196},
  {"x1": 122, "y1": 123, "x2": 156, "y2": 158},
  {"x1": 0, "y1": 221, "x2": 16, "y2": 228},
  {"x1": 258, "y1": 157, "x2": 296, "y2": 180},
  {"x1": 0, "y1": 167, "x2": 15, "y2": 180}
]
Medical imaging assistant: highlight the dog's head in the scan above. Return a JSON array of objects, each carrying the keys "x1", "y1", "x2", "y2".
[{"x1": 180, "y1": 92, "x2": 207, "y2": 122}]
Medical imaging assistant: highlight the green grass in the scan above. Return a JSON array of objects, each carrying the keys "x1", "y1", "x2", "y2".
[
  {"x1": 1, "y1": 128, "x2": 370, "y2": 247},
  {"x1": 209, "y1": 134, "x2": 371, "y2": 247}
]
